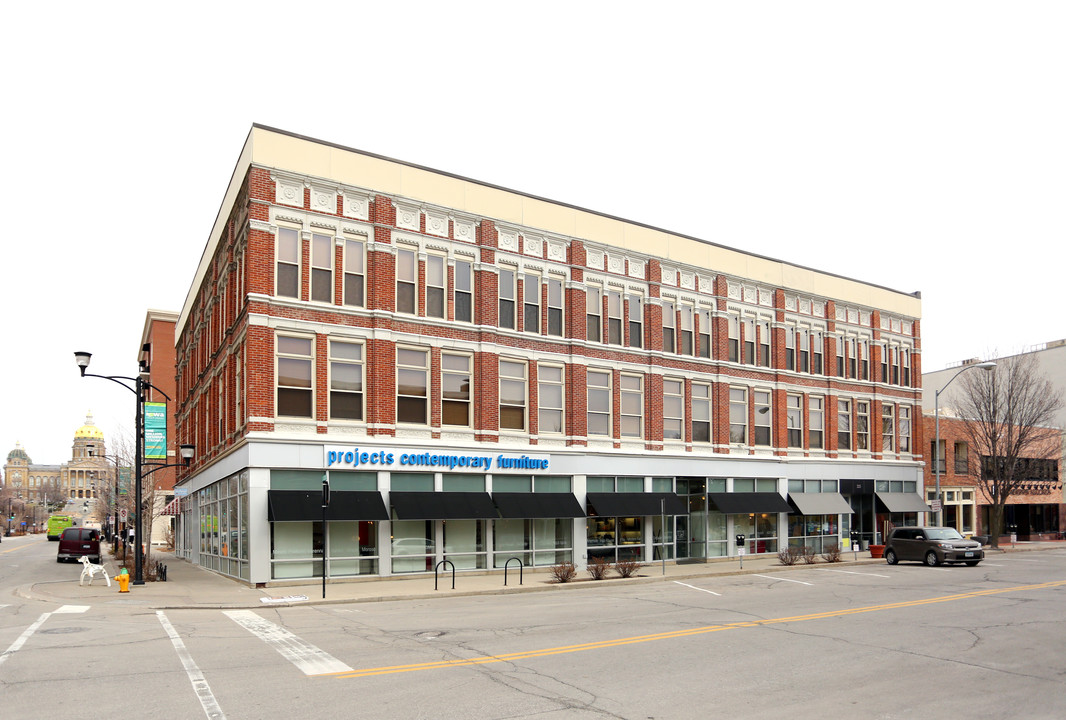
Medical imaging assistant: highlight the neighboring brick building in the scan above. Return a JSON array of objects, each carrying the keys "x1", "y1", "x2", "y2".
[
  {"x1": 172, "y1": 125, "x2": 926, "y2": 585},
  {"x1": 140, "y1": 309, "x2": 180, "y2": 546}
]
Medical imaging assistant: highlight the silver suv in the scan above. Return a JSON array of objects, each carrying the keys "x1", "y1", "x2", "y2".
[{"x1": 884, "y1": 527, "x2": 984, "y2": 567}]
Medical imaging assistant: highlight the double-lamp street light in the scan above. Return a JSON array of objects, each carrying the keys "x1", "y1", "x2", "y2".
[
  {"x1": 74, "y1": 351, "x2": 194, "y2": 586},
  {"x1": 934, "y1": 360, "x2": 996, "y2": 527}
]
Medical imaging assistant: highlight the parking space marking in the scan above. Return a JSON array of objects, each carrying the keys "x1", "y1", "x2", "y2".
[
  {"x1": 224, "y1": 610, "x2": 353, "y2": 676},
  {"x1": 1012, "y1": 559, "x2": 1043, "y2": 563},
  {"x1": 752, "y1": 574, "x2": 813, "y2": 585},
  {"x1": 673, "y1": 581, "x2": 721, "y2": 596},
  {"x1": 817, "y1": 569, "x2": 890, "y2": 578},
  {"x1": 157, "y1": 611, "x2": 226, "y2": 719}
]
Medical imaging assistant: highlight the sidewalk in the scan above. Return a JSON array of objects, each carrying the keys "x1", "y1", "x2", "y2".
[{"x1": 20, "y1": 540, "x2": 1065, "y2": 611}]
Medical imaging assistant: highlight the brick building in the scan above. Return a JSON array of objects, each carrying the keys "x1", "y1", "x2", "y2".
[{"x1": 172, "y1": 125, "x2": 927, "y2": 585}]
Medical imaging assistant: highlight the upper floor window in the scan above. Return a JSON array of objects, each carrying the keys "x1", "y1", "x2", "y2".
[
  {"x1": 311, "y1": 233, "x2": 333, "y2": 303},
  {"x1": 860, "y1": 340, "x2": 870, "y2": 380},
  {"x1": 343, "y1": 238, "x2": 365, "y2": 307},
  {"x1": 396, "y1": 248, "x2": 417, "y2": 315},
  {"x1": 442, "y1": 353, "x2": 472, "y2": 427},
  {"x1": 954, "y1": 441, "x2": 969, "y2": 474},
  {"x1": 397, "y1": 348, "x2": 429, "y2": 424},
  {"x1": 785, "y1": 328, "x2": 796, "y2": 371},
  {"x1": 728, "y1": 316, "x2": 740, "y2": 362},
  {"x1": 838, "y1": 399, "x2": 852, "y2": 450},
  {"x1": 680, "y1": 306, "x2": 694, "y2": 356},
  {"x1": 628, "y1": 294, "x2": 643, "y2": 348},
  {"x1": 499, "y1": 360, "x2": 527, "y2": 431},
  {"x1": 697, "y1": 309, "x2": 711, "y2": 358},
  {"x1": 758, "y1": 320, "x2": 771, "y2": 368},
  {"x1": 426, "y1": 255, "x2": 446, "y2": 319},
  {"x1": 786, "y1": 394, "x2": 802, "y2": 447},
  {"x1": 329, "y1": 340, "x2": 363, "y2": 421},
  {"x1": 743, "y1": 319, "x2": 756, "y2": 365},
  {"x1": 523, "y1": 274, "x2": 540, "y2": 333},
  {"x1": 607, "y1": 291, "x2": 623, "y2": 344},
  {"x1": 809, "y1": 396, "x2": 824, "y2": 449},
  {"x1": 899, "y1": 406, "x2": 911, "y2": 453},
  {"x1": 882, "y1": 404, "x2": 895, "y2": 453},
  {"x1": 276, "y1": 227, "x2": 300, "y2": 299},
  {"x1": 547, "y1": 278, "x2": 563, "y2": 336},
  {"x1": 586, "y1": 287, "x2": 602, "y2": 343},
  {"x1": 662, "y1": 300, "x2": 676, "y2": 353},
  {"x1": 812, "y1": 331, "x2": 823, "y2": 374},
  {"x1": 847, "y1": 338, "x2": 857, "y2": 379},
  {"x1": 753, "y1": 390, "x2": 771, "y2": 446},
  {"x1": 692, "y1": 383, "x2": 711, "y2": 442},
  {"x1": 856, "y1": 401, "x2": 870, "y2": 450},
  {"x1": 903, "y1": 349, "x2": 912, "y2": 387},
  {"x1": 277, "y1": 336, "x2": 313, "y2": 418},
  {"x1": 663, "y1": 379, "x2": 683, "y2": 441},
  {"x1": 499, "y1": 268, "x2": 516, "y2": 330},
  {"x1": 620, "y1": 374, "x2": 643, "y2": 438},
  {"x1": 538, "y1": 364, "x2": 564, "y2": 434},
  {"x1": 729, "y1": 387, "x2": 747, "y2": 444},
  {"x1": 836, "y1": 337, "x2": 845, "y2": 377},
  {"x1": 454, "y1": 260, "x2": 473, "y2": 323},
  {"x1": 587, "y1": 370, "x2": 611, "y2": 436}
]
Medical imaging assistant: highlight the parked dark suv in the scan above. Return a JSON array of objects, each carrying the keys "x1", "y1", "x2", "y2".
[
  {"x1": 56, "y1": 527, "x2": 101, "y2": 564},
  {"x1": 884, "y1": 527, "x2": 984, "y2": 567}
]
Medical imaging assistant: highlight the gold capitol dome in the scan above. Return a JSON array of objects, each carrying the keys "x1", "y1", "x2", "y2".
[{"x1": 74, "y1": 411, "x2": 106, "y2": 440}]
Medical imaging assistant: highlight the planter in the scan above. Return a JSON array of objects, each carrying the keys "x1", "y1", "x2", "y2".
[{"x1": 869, "y1": 544, "x2": 885, "y2": 558}]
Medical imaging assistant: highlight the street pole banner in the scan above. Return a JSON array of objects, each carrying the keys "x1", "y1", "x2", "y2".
[{"x1": 143, "y1": 402, "x2": 167, "y2": 459}]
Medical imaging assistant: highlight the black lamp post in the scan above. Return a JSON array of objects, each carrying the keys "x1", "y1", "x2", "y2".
[{"x1": 75, "y1": 351, "x2": 193, "y2": 585}]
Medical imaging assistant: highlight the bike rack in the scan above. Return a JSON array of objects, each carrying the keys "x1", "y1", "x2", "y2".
[
  {"x1": 503, "y1": 556, "x2": 524, "y2": 586},
  {"x1": 435, "y1": 559, "x2": 455, "y2": 590}
]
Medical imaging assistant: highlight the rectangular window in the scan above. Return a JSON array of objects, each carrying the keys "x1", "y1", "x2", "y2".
[
  {"x1": 343, "y1": 238, "x2": 365, "y2": 307},
  {"x1": 881, "y1": 343, "x2": 889, "y2": 384},
  {"x1": 809, "y1": 396, "x2": 824, "y2": 449},
  {"x1": 276, "y1": 227, "x2": 300, "y2": 299},
  {"x1": 903, "y1": 349, "x2": 911, "y2": 387},
  {"x1": 499, "y1": 268, "x2": 516, "y2": 330},
  {"x1": 838, "y1": 399, "x2": 851, "y2": 451},
  {"x1": 729, "y1": 387, "x2": 747, "y2": 444},
  {"x1": 397, "y1": 348, "x2": 428, "y2": 424},
  {"x1": 663, "y1": 379, "x2": 683, "y2": 440},
  {"x1": 899, "y1": 406, "x2": 911, "y2": 453},
  {"x1": 759, "y1": 320, "x2": 771, "y2": 367},
  {"x1": 692, "y1": 383, "x2": 711, "y2": 443},
  {"x1": 499, "y1": 360, "x2": 527, "y2": 431},
  {"x1": 728, "y1": 316, "x2": 740, "y2": 362},
  {"x1": 860, "y1": 340, "x2": 869, "y2": 380},
  {"x1": 856, "y1": 401, "x2": 869, "y2": 450},
  {"x1": 454, "y1": 260, "x2": 473, "y2": 323},
  {"x1": 277, "y1": 336, "x2": 312, "y2": 418},
  {"x1": 680, "y1": 306, "x2": 694, "y2": 356},
  {"x1": 620, "y1": 374, "x2": 643, "y2": 438},
  {"x1": 628, "y1": 294, "x2": 643, "y2": 348},
  {"x1": 587, "y1": 370, "x2": 611, "y2": 436},
  {"x1": 522, "y1": 274, "x2": 540, "y2": 333},
  {"x1": 891, "y1": 347, "x2": 900, "y2": 385},
  {"x1": 785, "y1": 328, "x2": 796, "y2": 371},
  {"x1": 882, "y1": 404, "x2": 895, "y2": 453},
  {"x1": 753, "y1": 390, "x2": 771, "y2": 446},
  {"x1": 954, "y1": 441, "x2": 968, "y2": 474},
  {"x1": 662, "y1": 300, "x2": 676, "y2": 353},
  {"x1": 586, "y1": 287, "x2": 601, "y2": 342},
  {"x1": 442, "y1": 353, "x2": 471, "y2": 426},
  {"x1": 836, "y1": 337, "x2": 845, "y2": 377},
  {"x1": 846, "y1": 338, "x2": 856, "y2": 379},
  {"x1": 744, "y1": 319, "x2": 756, "y2": 365},
  {"x1": 698, "y1": 309, "x2": 711, "y2": 358},
  {"x1": 812, "y1": 331, "x2": 823, "y2": 374},
  {"x1": 798, "y1": 330, "x2": 809, "y2": 373},
  {"x1": 547, "y1": 278, "x2": 563, "y2": 336},
  {"x1": 607, "y1": 291, "x2": 622, "y2": 345},
  {"x1": 329, "y1": 340, "x2": 363, "y2": 421},
  {"x1": 396, "y1": 248, "x2": 417, "y2": 315},
  {"x1": 426, "y1": 255, "x2": 445, "y2": 319},
  {"x1": 931, "y1": 439, "x2": 946, "y2": 473},
  {"x1": 311, "y1": 233, "x2": 333, "y2": 303},
  {"x1": 538, "y1": 365, "x2": 564, "y2": 434},
  {"x1": 787, "y1": 394, "x2": 802, "y2": 447}
]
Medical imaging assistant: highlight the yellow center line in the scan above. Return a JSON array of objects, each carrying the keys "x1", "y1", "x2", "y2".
[{"x1": 328, "y1": 579, "x2": 1066, "y2": 680}]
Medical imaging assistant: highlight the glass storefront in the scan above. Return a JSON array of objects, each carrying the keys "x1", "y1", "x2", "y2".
[
  {"x1": 493, "y1": 518, "x2": 573, "y2": 567},
  {"x1": 197, "y1": 470, "x2": 249, "y2": 581},
  {"x1": 787, "y1": 514, "x2": 839, "y2": 552}
]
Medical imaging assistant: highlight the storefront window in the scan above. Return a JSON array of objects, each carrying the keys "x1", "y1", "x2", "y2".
[
  {"x1": 443, "y1": 519, "x2": 486, "y2": 570},
  {"x1": 391, "y1": 519, "x2": 434, "y2": 573},
  {"x1": 788, "y1": 514, "x2": 839, "y2": 553}
]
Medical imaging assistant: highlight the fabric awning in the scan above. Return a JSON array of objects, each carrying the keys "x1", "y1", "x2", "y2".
[
  {"x1": 160, "y1": 497, "x2": 180, "y2": 516},
  {"x1": 267, "y1": 490, "x2": 388, "y2": 522},
  {"x1": 586, "y1": 493, "x2": 687, "y2": 517},
  {"x1": 390, "y1": 491, "x2": 498, "y2": 520},
  {"x1": 492, "y1": 493, "x2": 585, "y2": 518},
  {"x1": 787, "y1": 493, "x2": 854, "y2": 515},
  {"x1": 707, "y1": 492, "x2": 792, "y2": 514},
  {"x1": 875, "y1": 492, "x2": 932, "y2": 513}
]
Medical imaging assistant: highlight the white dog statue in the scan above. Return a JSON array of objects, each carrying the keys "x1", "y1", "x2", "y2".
[{"x1": 79, "y1": 556, "x2": 111, "y2": 587}]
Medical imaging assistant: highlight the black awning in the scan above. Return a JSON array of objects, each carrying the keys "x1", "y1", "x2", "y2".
[
  {"x1": 267, "y1": 490, "x2": 388, "y2": 522},
  {"x1": 787, "y1": 493, "x2": 855, "y2": 515},
  {"x1": 875, "y1": 492, "x2": 932, "y2": 513},
  {"x1": 492, "y1": 493, "x2": 585, "y2": 518},
  {"x1": 707, "y1": 492, "x2": 792, "y2": 514},
  {"x1": 586, "y1": 493, "x2": 687, "y2": 517},
  {"x1": 390, "y1": 491, "x2": 498, "y2": 520}
]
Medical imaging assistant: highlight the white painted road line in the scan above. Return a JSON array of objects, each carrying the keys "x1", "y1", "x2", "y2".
[
  {"x1": 54, "y1": 605, "x2": 90, "y2": 614},
  {"x1": 157, "y1": 611, "x2": 226, "y2": 720},
  {"x1": 0, "y1": 606, "x2": 87, "y2": 667},
  {"x1": 1013, "y1": 559, "x2": 1043, "y2": 563},
  {"x1": 818, "y1": 569, "x2": 890, "y2": 578},
  {"x1": 224, "y1": 610, "x2": 353, "y2": 675},
  {"x1": 674, "y1": 581, "x2": 722, "y2": 596},
  {"x1": 752, "y1": 574, "x2": 813, "y2": 586}
]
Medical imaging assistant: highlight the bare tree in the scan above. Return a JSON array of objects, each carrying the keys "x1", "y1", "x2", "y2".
[{"x1": 950, "y1": 354, "x2": 1064, "y2": 548}]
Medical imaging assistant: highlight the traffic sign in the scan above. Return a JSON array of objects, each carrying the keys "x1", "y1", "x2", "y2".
[{"x1": 120, "y1": 509, "x2": 128, "y2": 522}]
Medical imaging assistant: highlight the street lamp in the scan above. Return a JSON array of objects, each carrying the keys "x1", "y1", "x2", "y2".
[
  {"x1": 934, "y1": 360, "x2": 997, "y2": 527},
  {"x1": 74, "y1": 351, "x2": 191, "y2": 586}
]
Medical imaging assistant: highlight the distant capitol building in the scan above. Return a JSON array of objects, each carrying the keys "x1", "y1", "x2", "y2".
[{"x1": 3, "y1": 412, "x2": 116, "y2": 503}]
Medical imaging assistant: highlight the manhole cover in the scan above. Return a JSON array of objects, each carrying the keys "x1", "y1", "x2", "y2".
[{"x1": 42, "y1": 627, "x2": 88, "y2": 635}]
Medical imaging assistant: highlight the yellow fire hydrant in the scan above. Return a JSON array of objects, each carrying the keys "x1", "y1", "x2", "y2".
[{"x1": 115, "y1": 568, "x2": 131, "y2": 593}]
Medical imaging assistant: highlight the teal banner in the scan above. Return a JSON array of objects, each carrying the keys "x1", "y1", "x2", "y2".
[{"x1": 144, "y1": 402, "x2": 167, "y2": 459}]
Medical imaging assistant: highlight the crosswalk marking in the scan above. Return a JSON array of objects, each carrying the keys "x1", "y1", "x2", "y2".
[
  {"x1": 224, "y1": 610, "x2": 353, "y2": 675},
  {"x1": 0, "y1": 612, "x2": 51, "y2": 667},
  {"x1": 158, "y1": 612, "x2": 226, "y2": 719}
]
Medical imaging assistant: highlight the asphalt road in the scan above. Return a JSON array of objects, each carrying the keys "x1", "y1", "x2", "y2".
[{"x1": 3, "y1": 536, "x2": 1065, "y2": 719}]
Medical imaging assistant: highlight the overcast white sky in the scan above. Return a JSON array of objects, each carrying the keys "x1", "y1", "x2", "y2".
[{"x1": 2, "y1": 2, "x2": 1063, "y2": 466}]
